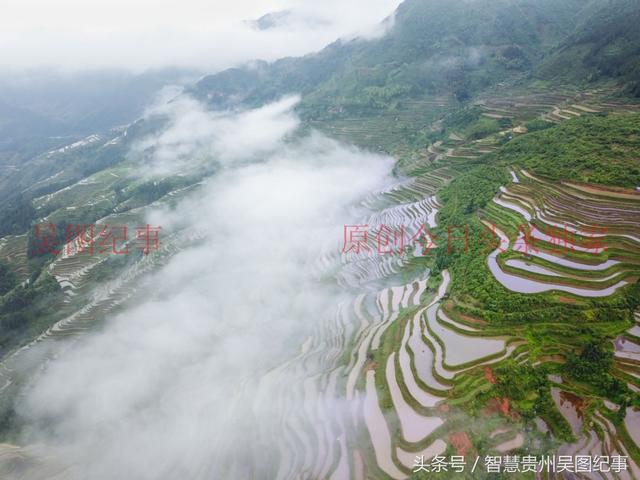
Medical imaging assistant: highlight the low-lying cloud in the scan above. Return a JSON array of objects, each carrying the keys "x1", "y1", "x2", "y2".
[
  {"x1": 0, "y1": 0, "x2": 401, "y2": 72},
  {"x1": 133, "y1": 95, "x2": 301, "y2": 176},
  {"x1": 13, "y1": 97, "x2": 394, "y2": 478}
]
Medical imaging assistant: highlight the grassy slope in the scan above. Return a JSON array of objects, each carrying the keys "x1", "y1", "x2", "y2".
[{"x1": 494, "y1": 113, "x2": 640, "y2": 187}]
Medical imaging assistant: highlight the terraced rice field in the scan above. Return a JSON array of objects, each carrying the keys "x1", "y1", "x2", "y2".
[
  {"x1": 259, "y1": 169, "x2": 532, "y2": 479},
  {"x1": 2, "y1": 87, "x2": 640, "y2": 478},
  {"x1": 0, "y1": 182, "x2": 207, "y2": 395},
  {"x1": 405, "y1": 86, "x2": 640, "y2": 175},
  {"x1": 476, "y1": 169, "x2": 640, "y2": 474},
  {"x1": 0, "y1": 158, "x2": 528, "y2": 478},
  {"x1": 476, "y1": 86, "x2": 640, "y2": 126},
  {"x1": 309, "y1": 97, "x2": 454, "y2": 153},
  {"x1": 0, "y1": 235, "x2": 30, "y2": 283},
  {"x1": 356, "y1": 87, "x2": 640, "y2": 477},
  {"x1": 484, "y1": 170, "x2": 640, "y2": 296}
]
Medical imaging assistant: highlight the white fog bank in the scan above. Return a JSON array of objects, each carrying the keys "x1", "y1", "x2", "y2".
[
  {"x1": 13, "y1": 97, "x2": 394, "y2": 479},
  {"x1": 0, "y1": 0, "x2": 401, "y2": 71}
]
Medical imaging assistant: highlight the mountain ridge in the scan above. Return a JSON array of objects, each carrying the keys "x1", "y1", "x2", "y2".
[{"x1": 191, "y1": 0, "x2": 639, "y2": 119}]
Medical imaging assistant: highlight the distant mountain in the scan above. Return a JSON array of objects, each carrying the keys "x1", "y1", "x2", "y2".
[
  {"x1": 0, "y1": 68, "x2": 201, "y2": 166},
  {"x1": 249, "y1": 10, "x2": 332, "y2": 31},
  {"x1": 0, "y1": 100, "x2": 71, "y2": 172},
  {"x1": 191, "y1": 0, "x2": 590, "y2": 115},
  {"x1": 0, "y1": 99, "x2": 65, "y2": 139},
  {"x1": 192, "y1": 0, "x2": 640, "y2": 118},
  {"x1": 250, "y1": 10, "x2": 294, "y2": 30}
]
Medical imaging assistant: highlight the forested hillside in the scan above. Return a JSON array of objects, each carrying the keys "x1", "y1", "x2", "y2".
[
  {"x1": 191, "y1": 0, "x2": 640, "y2": 120},
  {"x1": 538, "y1": 0, "x2": 640, "y2": 96},
  {"x1": 192, "y1": 0, "x2": 589, "y2": 113}
]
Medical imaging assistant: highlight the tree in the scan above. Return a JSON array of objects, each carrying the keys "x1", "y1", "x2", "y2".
[{"x1": 0, "y1": 260, "x2": 17, "y2": 296}]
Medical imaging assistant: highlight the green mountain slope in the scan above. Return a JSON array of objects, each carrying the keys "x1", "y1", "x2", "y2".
[
  {"x1": 192, "y1": 0, "x2": 590, "y2": 115},
  {"x1": 537, "y1": 0, "x2": 640, "y2": 96},
  {"x1": 495, "y1": 113, "x2": 640, "y2": 186}
]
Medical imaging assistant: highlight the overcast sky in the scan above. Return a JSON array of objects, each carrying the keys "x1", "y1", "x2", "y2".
[{"x1": 0, "y1": 0, "x2": 401, "y2": 73}]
